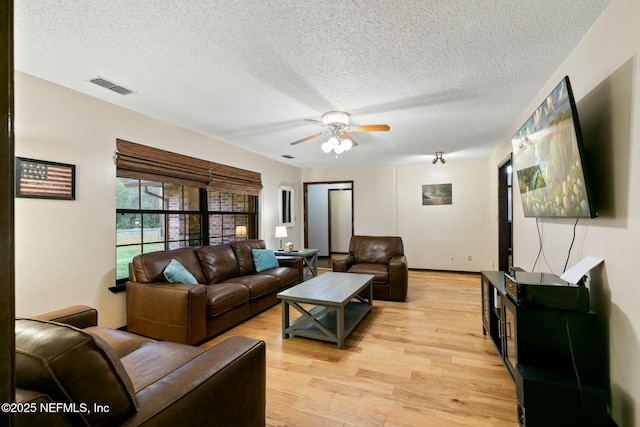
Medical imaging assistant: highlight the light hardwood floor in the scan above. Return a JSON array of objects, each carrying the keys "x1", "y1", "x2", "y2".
[{"x1": 202, "y1": 270, "x2": 518, "y2": 426}]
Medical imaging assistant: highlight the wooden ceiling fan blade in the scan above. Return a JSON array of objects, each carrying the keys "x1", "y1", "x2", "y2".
[
  {"x1": 290, "y1": 131, "x2": 325, "y2": 145},
  {"x1": 348, "y1": 124, "x2": 390, "y2": 132}
]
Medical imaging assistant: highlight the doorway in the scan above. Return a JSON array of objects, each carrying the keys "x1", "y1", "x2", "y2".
[
  {"x1": 329, "y1": 188, "x2": 353, "y2": 254},
  {"x1": 304, "y1": 182, "x2": 354, "y2": 265},
  {"x1": 498, "y1": 155, "x2": 513, "y2": 271}
]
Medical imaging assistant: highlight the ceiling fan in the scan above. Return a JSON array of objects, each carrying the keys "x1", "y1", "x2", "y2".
[{"x1": 290, "y1": 111, "x2": 390, "y2": 154}]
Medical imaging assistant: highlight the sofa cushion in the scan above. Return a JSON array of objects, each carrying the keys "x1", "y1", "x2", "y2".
[
  {"x1": 230, "y1": 239, "x2": 266, "y2": 275},
  {"x1": 223, "y1": 275, "x2": 278, "y2": 300},
  {"x1": 164, "y1": 258, "x2": 199, "y2": 284},
  {"x1": 251, "y1": 249, "x2": 279, "y2": 272},
  {"x1": 258, "y1": 267, "x2": 300, "y2": 290},
  {"x1": 131, "y1": 247, "x2": 206, "y2": 284},
  {"x1": 15, "y1": 318, "x2": 138, "y2": 426},
  {"x1": 206, "y1": 282, "x2": 250, "y2": 316},
  {"x1": 197, "y1": 245, "x2": 240, "y2": 284},
  {"x1": 348, "y1": 263, "x2": 390, "y2": 283}
]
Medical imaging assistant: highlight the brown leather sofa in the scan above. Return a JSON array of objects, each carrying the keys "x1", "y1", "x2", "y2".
[
  {"x1": 15, "y1": 305, "x2": 266, "y2": 426},
  {"x1": 126, "y1": 239, "x2": 303, "y2": 345},
  {"x1": 332, "y1": 235, "x2": 408, "y2": 301}
]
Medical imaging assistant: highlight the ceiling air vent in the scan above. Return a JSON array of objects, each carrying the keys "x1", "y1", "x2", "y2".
[{"x1": 89, "y1": 76, "x2": 134, "y2": 95}]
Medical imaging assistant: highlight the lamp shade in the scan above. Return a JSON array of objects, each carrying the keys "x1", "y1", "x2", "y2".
[{"x1": 275, "y1": 226, "x2": 288, "y2": 238}]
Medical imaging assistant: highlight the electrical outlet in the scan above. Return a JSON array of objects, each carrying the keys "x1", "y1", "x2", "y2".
[{"x1": 468, "y1": 255, "x2": 472, "y2": 261}]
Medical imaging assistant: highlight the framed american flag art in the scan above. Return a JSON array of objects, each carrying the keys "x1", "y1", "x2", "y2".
[{"x1": 15, "y1": 157, "x2": 75, "y2": 200}]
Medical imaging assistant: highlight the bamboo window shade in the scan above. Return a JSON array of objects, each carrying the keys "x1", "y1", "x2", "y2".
[
  {"x1": 208, "y1": 162, "x2": 262, "y2": 195},
  {"x1": 115, "y1": 139, "x2": 262, "y2": 195}
]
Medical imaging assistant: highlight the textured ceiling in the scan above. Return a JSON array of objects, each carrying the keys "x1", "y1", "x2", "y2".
[{"x1": 14, "y1": 0, "x2": 611, "y2": 168}]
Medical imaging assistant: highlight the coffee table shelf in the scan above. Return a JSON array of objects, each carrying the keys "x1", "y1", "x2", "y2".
[{"x1": 285, "y1": 301, "x2": 371, "y2": 345}]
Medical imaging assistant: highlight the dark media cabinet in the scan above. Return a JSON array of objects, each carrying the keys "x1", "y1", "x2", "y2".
[{"x1": 481, "y1": 271, "x2": 607, "y2": 426}]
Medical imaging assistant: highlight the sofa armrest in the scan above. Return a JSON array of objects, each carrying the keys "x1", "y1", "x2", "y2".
[
  {"x1": 276, "y1": 256, "x2": 304, "y2": 283},
  {"x1": 389, "y1": 254, "x2": 409, "y2": 301},
  {"x1": 126, "y1": 282, "x2": 208, "y2": 345},
  {"x1": 121, "y1": 336, "x2": 266, "y2": 427},
  {"x1": 332, "y1": 254, "x2": 355, "y2": 272},
  {"x1": 32, "y1": 305, "x2": 97, "y2": 329}
]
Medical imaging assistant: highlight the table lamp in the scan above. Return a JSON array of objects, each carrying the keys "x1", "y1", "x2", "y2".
[
  {"x1": 275, "y1": 226, "x2": 287, "y2": 250},
  {"x1": 235, "y1": 225, "x2": 247, "y2": 239}
]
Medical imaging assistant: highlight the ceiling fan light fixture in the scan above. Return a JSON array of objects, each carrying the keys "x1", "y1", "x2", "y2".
[
  {"x1": 322, "y1": 111, "x2": 350, "y2": 126},
  {"x1": 291, "y1": 111, "x2": 389, "y2": 156},
  {"x1": 322, "y1": 135, "x2": 352, "y2": 155}
]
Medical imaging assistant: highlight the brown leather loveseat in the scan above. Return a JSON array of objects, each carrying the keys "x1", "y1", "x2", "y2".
[
  {"x1": 15, "y1": 305, "x2": 266, "y2": 426},
  {"x1": 333, "y1": 235, "x2": 408, "y2": 301},
  {"x1": 126, "y1": 239, "x2": 303, "y2": 345}
]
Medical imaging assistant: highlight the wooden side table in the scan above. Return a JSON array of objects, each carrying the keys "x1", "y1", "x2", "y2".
[{"x1": 275, "y1": 248, "x2": 319, "y2": 279}]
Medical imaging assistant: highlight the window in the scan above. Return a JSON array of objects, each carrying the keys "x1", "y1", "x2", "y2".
[
  {"x1": 278, "y1": 185, "x2": 294, "y2": 227},
  {"x1": 113, "y1": 139, "x2": 263, "y2": 290},
  {"x1": 115, "y1": 179, "x2": 258, "y2": 286},
  {"x1": 207, "y1": 191, "x2": 258, "y2": 245}
]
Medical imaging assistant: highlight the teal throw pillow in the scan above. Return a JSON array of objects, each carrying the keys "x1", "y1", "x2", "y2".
[
  {"x1": 252, "y1": 249, "x2": 279, "y2": 272},
  {"x1": 163, "y1": 259, "x2": 198, "y2": 284}
]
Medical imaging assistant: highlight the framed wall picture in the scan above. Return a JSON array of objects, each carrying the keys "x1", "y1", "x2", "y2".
[
  {"x1": 15, "y1": 157, "x2": 76, "y2": 200},
  {"x1": 422, "y1": 183, "x2": 452, "y2": 205}
]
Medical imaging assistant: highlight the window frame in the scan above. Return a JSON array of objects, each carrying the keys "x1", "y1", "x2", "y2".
[
  {"x1": 112, "y1": 179, "x2": 258, "y2": 292},
  {"x1": 278, "y1": 185, "x2": 294, "y2": 227}
]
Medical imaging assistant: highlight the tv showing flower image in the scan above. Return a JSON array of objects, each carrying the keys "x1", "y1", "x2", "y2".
[{"x1": 511, "y1": 76, "x2": 596, "y2": 218}]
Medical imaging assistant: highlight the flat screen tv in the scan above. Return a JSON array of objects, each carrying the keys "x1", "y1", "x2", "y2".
[{"x1": 511, "y1": 76, "x2": 597, "y2": 218}]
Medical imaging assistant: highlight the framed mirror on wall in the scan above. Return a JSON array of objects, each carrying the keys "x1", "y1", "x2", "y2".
[{"x1": 279, "y1": 185, "x2": 294, "y2": 227}]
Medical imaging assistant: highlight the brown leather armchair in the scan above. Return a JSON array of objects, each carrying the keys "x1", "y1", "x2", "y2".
[
  {"x1": 332, "y1": 235, "x2": 408, "y2": 301},
  {"x1": 15, "y1": 305, "x2": 266, "y2": 426}
]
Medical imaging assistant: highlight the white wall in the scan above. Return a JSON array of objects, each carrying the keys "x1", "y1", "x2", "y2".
[
  {"x1": 397, "y1": 159, "x2": 490, "y2": 271},
  {"x1": 488, "y1": 0, "x2": 640, "y2": 424},
  {"x1": 14, "y1": 72, "x2": 302, "y2": 328},
  {"x1": 302, "y1": 159, "x2": 490, "y2": 271},
  {"x1": 303, "y1": 163, "x2": 398, "y2": 236}
]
